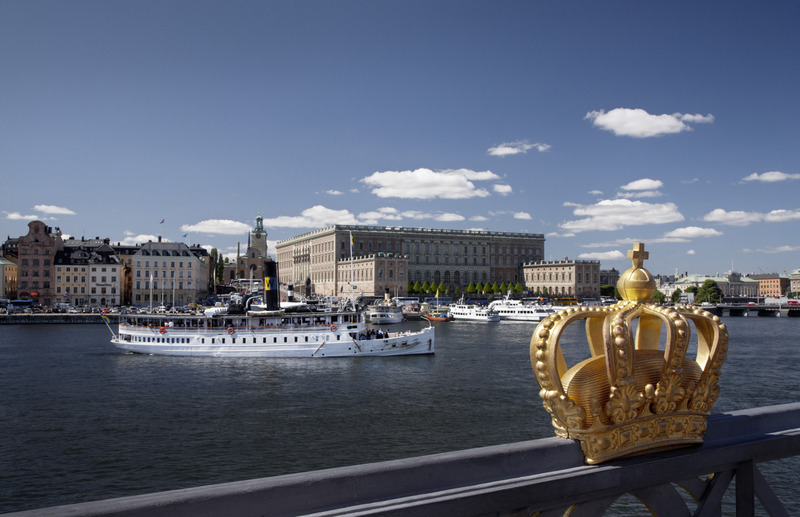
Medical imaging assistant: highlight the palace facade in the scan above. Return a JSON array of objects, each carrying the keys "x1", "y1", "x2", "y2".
[
  {"x1": 276, "y1": 225, "x2": 545, "y2": 297},
  {"x1": 522, "y1": 258, "x2": 601, "y2": 298}
]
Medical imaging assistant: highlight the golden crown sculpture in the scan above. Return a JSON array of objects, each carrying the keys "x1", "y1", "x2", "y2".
[{"x1": 530, "y1": 243, "x2": 729, "y2": 464}]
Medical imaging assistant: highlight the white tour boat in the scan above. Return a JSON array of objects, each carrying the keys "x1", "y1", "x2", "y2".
[
  {"x1": 366, "y1": 304, "x2": 404, "y2": 324},
  {"x1": 365, "y1": 292, "x2": 405, "y2": 324},
  {"x1": 448, "y1": 299, "x2": 500, "y2": 322},
  {"x1": 487, "y1": 295, "x2": 555, "y2": 322},
  {"x1": 108, "y1": 262, "x2": 433, "y2": 357},
  {"x1": 109, "y1": 299, "x2": 433, "y2": 357}
]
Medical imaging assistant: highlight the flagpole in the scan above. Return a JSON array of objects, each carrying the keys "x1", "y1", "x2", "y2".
[
  {"x1": 349, "y1": 231, "x2": 354, "y2": 300},
  {"x1": 149, "y1": 274, "x2": 153, "y2": 312}
]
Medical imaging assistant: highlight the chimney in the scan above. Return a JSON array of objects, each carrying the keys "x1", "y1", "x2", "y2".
[{"x1": 263, "y1": 260, "x2": 280, "y2": 310}]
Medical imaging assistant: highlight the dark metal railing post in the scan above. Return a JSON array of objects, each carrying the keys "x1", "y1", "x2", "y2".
[{"x1": 736, "y1": 460, "x2": 754, "y2": 517}]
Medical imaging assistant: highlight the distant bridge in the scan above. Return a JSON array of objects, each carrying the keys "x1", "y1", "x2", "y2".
[{"x1": 706, "y1": 304, "x2": 800, "y2": 317}]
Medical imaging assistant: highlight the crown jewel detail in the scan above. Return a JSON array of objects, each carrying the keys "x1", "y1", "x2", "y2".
[{"x1": 531, "y1": 243, "x2": 729, "y2": 463}]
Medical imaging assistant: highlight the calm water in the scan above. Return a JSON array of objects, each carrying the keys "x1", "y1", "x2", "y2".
[{"x1": 1, "y1": 316, "x2": 799, "y2": 514}]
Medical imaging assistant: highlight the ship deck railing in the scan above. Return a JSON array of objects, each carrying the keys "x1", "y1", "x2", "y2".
[{"x1": 8, "y1": 402, "x2": 800, "y2": 517}]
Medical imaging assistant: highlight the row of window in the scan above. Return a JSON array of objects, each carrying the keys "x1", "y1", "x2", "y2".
[
  {"x1": 19, "y1": 281, "x2": 50, "y2": 289},
  {"x1": 56, "y1": 276, "x2": 116, "y2": 283},
  {"x1": 20, "y1": 258, "x2": 52, "y2": 266},
  {"x1": 134, "y1": 280, "x2": 193, "y2": 290},
  {"x1": 136, "y1": 270, "x2": 192, "y2": 278},
  {"x1": 136, "y1": 260, "x2": 194, "y2": 268},
  {"x1": 56, "y1": 286, "x2": 116, "y2": 294},
  {"x1": 130, "y1": 334, "x2": 340, "y2": 345},
  {"x1": 55, "y1": 266, "x2": 116, "y2": 272}
]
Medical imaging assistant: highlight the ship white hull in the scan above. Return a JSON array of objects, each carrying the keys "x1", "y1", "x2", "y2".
[
  {"x1": 111, "y1": 325, "x2": 434, "y2": 358},
  {"x1": 449, "y1": 304, "x2": 500, "y2": 322},
  {"x1": 487, "y1": 298, "x2": 555, "y2": 322},
  {"x1": 366, "y1": 308, "x2": 404, "y2": 325}
]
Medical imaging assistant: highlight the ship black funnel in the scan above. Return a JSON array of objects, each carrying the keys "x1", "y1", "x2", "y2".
[{"x1": 263, "y1": 260, "x2": 280, "y2": 310}]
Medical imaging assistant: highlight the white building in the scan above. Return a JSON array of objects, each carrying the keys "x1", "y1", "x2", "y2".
[{"x1": 131, "y1": 239, "x2": 210, "y2": 308}]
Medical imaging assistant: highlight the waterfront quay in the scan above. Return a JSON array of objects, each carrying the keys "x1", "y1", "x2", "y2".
[{"x1": 0, "y1": 313, "x2": 114, "y2": 324}]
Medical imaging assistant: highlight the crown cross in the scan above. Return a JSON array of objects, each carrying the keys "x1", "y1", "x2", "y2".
[{"x1": 627, "y1": 242, "x2": 649, "y2": 268}]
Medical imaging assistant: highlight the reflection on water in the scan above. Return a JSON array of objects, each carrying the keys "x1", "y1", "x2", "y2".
[{"x1": 1, "y1": 317, "x2": 799, "y2": 513}]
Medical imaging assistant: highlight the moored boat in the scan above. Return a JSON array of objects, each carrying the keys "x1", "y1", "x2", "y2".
[
  {"x1": 449, "y1": 299, "x2": 500, "y2": 322},
  {"x1": 366, "y1": 292, "x2": 404, "y2": 324},
  {"x1": 487, "y1": 294, "x2": 555, "y2": 322},
  {"x1": 366, "y1": 304, "x2": 404, "y2": 324},
  {"x1": 421, "y1": 310, "x2": 454, "y2": 322}
]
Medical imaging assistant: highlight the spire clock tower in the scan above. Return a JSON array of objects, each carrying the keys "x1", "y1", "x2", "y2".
[{"x1": 251, "y1": 212, "x2": 268, "y2": 258}]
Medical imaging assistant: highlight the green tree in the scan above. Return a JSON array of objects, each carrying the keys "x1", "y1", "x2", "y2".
[
  {"x1": 466, "y1": 282, "x2": 476, "y2": 294},
  {"x1": 652, "y1": 289, "x2": 666, "y2": 304},
  {"x1": 435, "y1": 281, "x2": 446, "y2": 295},
  {"x1": 475, "y1": 282, "x2": 484, "y2": 294},
  {"x1": 492, "y1": 282, "x2": 501, "y2": 294},
  {"x1": 695, "y1": 280, "x2": 723, "y2": 304},
  {"x1": 513, "y1": 282, "x2": 524, "y2": 294},
  {"x1": 671, "y1": 287, "x2": 683, "y2": 304},
  {"x1": 421, "y1": 281, "x2": 430, "y2": 294},
  {"x1": 412, "y1": 281, "x2": 422, "y2": 294},
  {"x1": 600, "y1": 284, "x2": 615, "y2": 297}
]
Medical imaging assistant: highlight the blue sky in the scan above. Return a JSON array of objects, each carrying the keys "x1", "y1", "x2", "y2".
[{"x1": 2, "y1": 1, "x2": 799, "y2": 276}]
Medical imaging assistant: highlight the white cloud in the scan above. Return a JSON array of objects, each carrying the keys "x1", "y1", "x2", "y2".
[
  {"x1": 588, "y1": 190, "x2": 603, "y2": 196},
  {"x1": 400, "y1": 210, "x2": 465, "y2": 222},
  {"x1": 620, "y1": 179, "x2": 663, "y2": 191},
  {"x1": 741, "y1": 245, "x2": 800, "y2": 254},
  {"x1": 617, "y1": 190, "x2": 663, "y2": 199},
  {"x1": 361, "y1": 168, "x2": 498, "y2": 199},
  {"x1": 357, "y1": 207, "x2": 403, "y2": 223},
  {"x1": 513, "y1": 211, "x2": 532, "y2": 220},
  {"x1": 326, "y1": 189, "x2": 344, "y2": 195},
  {"x1": 580, "y1": 239, "x2": 633, "y2": 248},
  {"x1": 742, "y1": 171, "x2": 800, "y2": 183},
  {"x1": 119, "y1": 232, "x2": 164, "y2": 246},
  {"x1": 4, "y1": 211, "x2": 39, "y2": 220},
  {"x1": 487, "y1": 140, "x2": 551, "y2": 156},
  {"x1": 435, "y1": 212, "x2": 466, "y2": 222},
  {"x1": 578, "y1": 250, "x2": 625, "y2": 261},
  {"x1": 662, "y1": 226, "x2": 723, "y2": 239},
  {"x1": 687, "y1": 249, "x2": 696, "y2": 255},
  {"x1": 702, "y1": 208, "x2": 761, "y2": 226},
  {"x1": 181, "y1": 219, "x2": 253, "y2": 235},
  {"x1": 764, "y1": 209, "x2": 800, "y2": 223},
  {"x1": 702, "y1": 208, "x2": 800, "y2": 226},
  {"x1": 616, "y1": 178, "x2": 663, "y2": 199},
  {"x1": 34, "y1": 204, "x2": 76, "y2": 215},
  {"x1": 493, "y1": 184, "x2": 513, "y2": 195},
  {"x1": 469, "y1": 215, "x2": 488, "y2": 221},
  {"x1": 261, "y1": 206, "x2": 361, "y2": 228},
  {"x1": 560, "y1": 199, "x2": 684, "y2": 233},
  {"x1": 585, "y1": 108, "x2": 714, "y2": 138}
]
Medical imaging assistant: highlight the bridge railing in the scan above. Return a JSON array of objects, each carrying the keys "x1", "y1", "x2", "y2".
[{"x1": 6, "y1": 403, "x2": 800, "y2": 517}]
